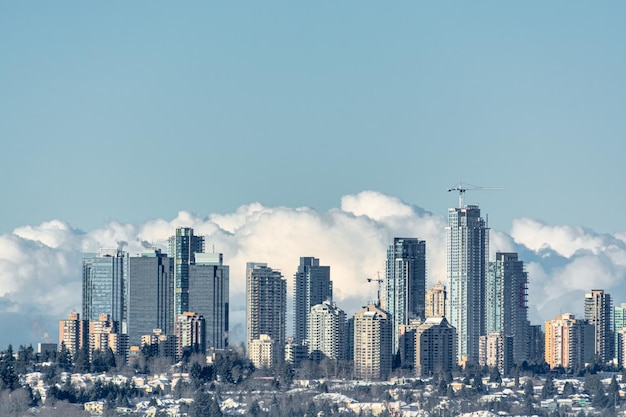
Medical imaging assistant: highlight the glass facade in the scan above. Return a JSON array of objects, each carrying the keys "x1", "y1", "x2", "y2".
[
  {"x1": 385, "y1": 237, "x2": 426, "y2": 356},
  {"x1": 82, "y1": 249, "x2": 129, "y2": 332},
  {"x1": 447, "y1": 205, "x2": 488, "y2": 364}
]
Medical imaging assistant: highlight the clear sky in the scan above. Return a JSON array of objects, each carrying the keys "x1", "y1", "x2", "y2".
[
  {"x1": 2, "y1": 2, "x2": 625, "y2": 234},
  {"x1": 1, "y1": 2, "x2": 626, "y2": 349}
]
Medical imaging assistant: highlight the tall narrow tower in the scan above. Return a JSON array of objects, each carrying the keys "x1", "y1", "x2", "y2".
[
  {"x1": 486, "y1": 252, "x2": 529, "y2": 364},
  {"x1": 447, "y1": 204, "x2": 488, "y2": 364},
  {"x1": 385, "y1": 238, "x2": 426, "y2": 356},
  {"x1": 168, "y1": 227, "x2": 204, "y2": 321},
  {"x1": 293, "y1": 257, "x2": 332, "y2": 345},
  {"x1": 189, "y1": 253, "x2": 230, "y2": 350},
  {"x1": 246, "y1": 262, "x2": 286, "y2": 363},
  {"x1": 82, "y1": 248, "x2": 129, "y2": 332},
  {"x1": 584, "y1": 289, "x2": 613, "y2": 363}
]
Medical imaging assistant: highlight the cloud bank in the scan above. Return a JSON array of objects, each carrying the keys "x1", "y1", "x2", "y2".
[{"x1": 2, "y1": 191, "x2": 626, "y2": 348}]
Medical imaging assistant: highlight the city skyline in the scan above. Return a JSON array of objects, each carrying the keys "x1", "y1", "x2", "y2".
[
  {"x1": 2, "y1": 2, "x2": 626, "y2": 351},
  {"x1": 2, "y1": 190, "x2": 626, "y2": 350}
]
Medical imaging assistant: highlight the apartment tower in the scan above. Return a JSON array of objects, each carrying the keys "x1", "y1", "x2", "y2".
[
  {"x1": 426, "y1": 281, "x2": 446, "y2": 319},
  {"x1": 486, "y1": 252, "x2": 529, "y2": 364},
  {"x1": 415, "y1": 317, "x2": 457, "y2": 377},
  {"x1": 354, "y1": 304, "x2": 392, "y2": 380},
  {"x1": 168, "y1": 227, "x2": 204, "y2": 322},
  {"x1": 293, "y1": 257, "x2": 332, "y2": 345},
  {"x1": 545, "y1": 313, "x2": 594, "y2": 370},
  {"x1": 584, "y1": 289, "x2": 613, "y2": 363},
  {"x1": 447, "y1": 204, "x2": 488, "y2": 364},
  {"x1": 385, "y1": 237, "x2": 426, "y2": 356},
  {"x1": 308, "y1": 300, "x2": 346, "y2": 361},
  {"x1": 246, "y1": 262, "x2": 287, "y2": 365}
]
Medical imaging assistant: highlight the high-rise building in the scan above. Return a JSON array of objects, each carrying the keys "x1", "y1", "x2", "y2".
[
  {"x1": 385, "y1": 238, "x2": 427, "y2": 356},
  {"x1": 479, "y1": 332, "x2": 513, "y2": 377},
  {"x1": 584, "y1": 289, "x2": 613, "y2": 363},
  {"x1": 426, "y1": 282, "x2": 446, "y2": 319},
  {"x1": 308, "y1": 300, "x2": 346, "y2": 361},
  {"x1": 614, "y1": 303, "x2": 626, "y2": 362},
  {"x1": 59, "y1": 312, "x2": 89, "y2": 359},
  {"x1": 415, "y1": 317, "x2": 457, "y2": 377},
  {"x1": 168, "y1": 227, "x2": 204, "y2": 322},
  {"x1": 617, "y1": 327, "x2": 626, "y2": 369},
  {"x1": 249, "y1": 334, "x2": 275, "y2": 369},
  {"x1": 246, "y1": 262, "x2": 286, "y2": 365},
  {"x1": 527, "y1": 324, "x2": 545, "y2": 364},
  {"x1": 293, "y1": 257, "x2": 332, "y2": 345},
  {"x1": 354, "y1": 304, "x2": 392, "y2": 381},
  {"x1": 189, "y1": 252, "x2": 229, "y2": 350},
  {"x1": 141, "y1": 329, "x2": 177, "y2": 360},
  {"x1": 398, "y1": 319, "x2": 422, "y2": 370},
  {"x1": 447, "y1": 204, "x2": 488, "y2": 364},
  {"x1": 89, "y1": 313, "x2": 129, "y2": 361},
  {"x1": 486, "y1": 252, "x2": 529, "y2": 364},
  {"x1": 127, "y1": 249, "x2": 173, "y2": 346},
  {"x1": 82, "y1": 249, "x2": 129, "y2": 331},
  {"x1": 545, "y1": 313, "x2": 594, "y2": 370},
  {"x1": 174, "y1": 311, "x2": 206, "y2": 360}
]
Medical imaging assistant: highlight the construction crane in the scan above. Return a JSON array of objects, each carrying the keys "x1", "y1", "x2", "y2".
[
  {"x1": 447, "y1": 181, "x2": 505, "y2": 208},
  {"x1": 366, "y1": 272, "x2": 384, "y2": 307}
]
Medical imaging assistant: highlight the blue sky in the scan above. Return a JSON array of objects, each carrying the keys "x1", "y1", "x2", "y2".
[
  {"x1": 2, "y1": 2, "x2": 625, "y2": 234},
  {"x1": 1, "y1": 2, "x2": 626, "y2": 348}
]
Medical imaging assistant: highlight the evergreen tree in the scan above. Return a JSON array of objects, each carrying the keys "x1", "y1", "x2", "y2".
[
  {"x1": 0, "y1": 345, "x2": 18, "y2": 390},
  {"x1": 542, "y1": 375, "x2": 557, "y2": 399}
]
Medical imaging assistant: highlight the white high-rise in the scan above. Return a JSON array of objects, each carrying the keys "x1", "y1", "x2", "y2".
[
  {"x1": 447, "y1": 204, "x2": 488, "y2": 364},
  {"x1": 308, "y1": 300, "x2": 346, "y2": 361}
]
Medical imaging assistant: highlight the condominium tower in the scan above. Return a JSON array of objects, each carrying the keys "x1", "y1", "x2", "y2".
[
  {"x1": 426, "y1": 282, "x2": 446, "y2": 319},
  {"x1": 59, "y1": 312, "x2": 89, "y2": 359},
  {"x1": 486, "y1": 252, "x2": 529, "y2": 364},
  {"x1": 246, "y1": 262, "x2": 287, "y2": 364},
  {"x1": 584, "y1": 289, "x2": 613, "y2": 363},
  {"x1": 354, "y1": 304, "x2": 392, "y2": 380},
  {"x1": 415, "y1": 317, "x2": 457, "y2": 377},
  {"x1": 293, "y1": 257, "x2": 332, "y2": 345},
  {"x1": 385, "y1": 237, "x2": 426, "y2": 355},
  {"x1": 308, "y1": 300, "x2": 346, "y2": 361},
  {"x1": 168, "y1": 227, "x2": 204, "y2": 321},
  {"x1": 447, "y1": 204, "x2": 488, "y2": 364},
  {"x1": 545, "y1": 313, "x2": 594, "y2": 370}
]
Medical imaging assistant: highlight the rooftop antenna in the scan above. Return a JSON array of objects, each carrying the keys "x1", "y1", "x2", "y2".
[{"x1": 447, "y1": 181, "x2": 505, "y2": 208}]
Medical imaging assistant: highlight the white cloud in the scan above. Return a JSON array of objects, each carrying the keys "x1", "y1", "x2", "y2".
[{"x1": 1, "y1": 191, "x2": 626, "y2": 348}]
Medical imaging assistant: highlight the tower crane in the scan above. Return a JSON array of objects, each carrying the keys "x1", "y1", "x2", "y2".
[
  {"x1": 366, "y1": 271, "x2": 384, "y2": 307},
  {"x1": 447, "y1": 181, "x2": 505, "y2": 208}
]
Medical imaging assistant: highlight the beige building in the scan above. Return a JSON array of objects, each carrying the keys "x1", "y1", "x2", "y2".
[
  {"x1": 141, "y1": 328, "x2": 177, "y2": 359},
  {"x1": 479, "y1": 331, "x2": 513, "y2": 377},
  {"x1": 174, "y1": 312, "x2": 206, "y2": 360},
  {"x1": 89, "y1": 313, "x2": 128, "y2": 361},
  {"x1": 545, "y1": 313, "x2": 594, "y2": 370},
  {"x1": 425, "y1": 282, "x2": 446, "y2": 319},
  {"x1": 249, "y1": 334, "x2": 275, "y2": 369},
  {"x1": 354, "y1": 304, "x2": 392, "y2": 380},
  {"x1": 59, "y1": 312, "x2": 88, "y2": 359},
  {"x1": 415, "y1": 317, "x2": 456, "y2": 377}
]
